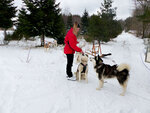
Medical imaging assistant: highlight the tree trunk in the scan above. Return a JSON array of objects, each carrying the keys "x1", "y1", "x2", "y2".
[
  {"x1": 41, "y1": 33, "x2": 45, "y2": 47},
  {"x1": 4, "y1": 29, "x2": 7, "y2": 40},
  {"x1": 3, "y1": 29, "x2": 9, "y2": 45},
  {"x1": 142, "y1": 22, "x2": 146, "y2": 38}
]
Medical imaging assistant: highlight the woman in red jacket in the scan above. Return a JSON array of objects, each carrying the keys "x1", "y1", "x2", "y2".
[{"x1": 64, "y1": 22, "x2": 83, "y2": 81}]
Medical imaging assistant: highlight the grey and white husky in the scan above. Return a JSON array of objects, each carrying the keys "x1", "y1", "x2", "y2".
[{"x1": 91, "y1": 55, "x2": 130, "y2": 96}]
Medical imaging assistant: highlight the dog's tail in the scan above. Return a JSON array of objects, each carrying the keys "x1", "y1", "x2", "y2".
[{"x1": 117, "y1": 64, "x2": 130, "y2": 72}]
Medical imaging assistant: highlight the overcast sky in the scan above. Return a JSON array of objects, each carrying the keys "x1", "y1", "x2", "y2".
[{"x1": 14, "y1": 0, "x2": 135, "y2": 20}]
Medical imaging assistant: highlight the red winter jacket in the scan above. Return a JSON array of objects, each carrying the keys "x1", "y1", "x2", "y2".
[{"x1": 64, "y1": 28, "x2": 82, "y2": 54}]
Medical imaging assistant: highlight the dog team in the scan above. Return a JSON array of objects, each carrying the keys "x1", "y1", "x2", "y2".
[{"x1": 64, "y1": 21, "x2": 130, "y2": 96}]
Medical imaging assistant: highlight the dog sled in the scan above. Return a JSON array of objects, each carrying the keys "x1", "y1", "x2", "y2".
[{"x1": 85, "y1": 40, "x2": 111, "y2": 57}]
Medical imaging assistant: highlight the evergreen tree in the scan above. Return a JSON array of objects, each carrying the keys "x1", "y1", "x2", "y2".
[
  {"x1": 17, "y1": 0, "x2": 65, "y2": 46},
  {"x1": 134, "y1": 0, "x2": 150, "y2": 38},
  {"x1": 0, "y1": 0, "x2": 17, "y2": 41},
  {"x1": 88, "y1": 0, "x2": 122, "y2": 42},
  {"x1": 100, "y1": 0, "x2": 116, "y2": 20},
  {"x1": 81, "y1": 9, "x2": 89, "y2": 35},
  {"x1": 67, "y1": 13, "x2": 73, "y2": 30},
  {"x1": 108, "y1": 20, "x2": 122, "y2": 39},
  {"x1": 137, "y1": 7, "x2": 150, "y2": 38},
  {"x1": 88, "y1": 15, "x2": 104, "y2": 40},
  {"x1": 17, "y1": 8, "x2": 33, "y2": 40},
  {"x1": 100, "y1": 0, "x2": 122, "y2": 41}
]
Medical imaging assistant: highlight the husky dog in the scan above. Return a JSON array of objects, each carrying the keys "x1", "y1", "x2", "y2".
[
  {"x1": 74, "y1": 53, "x2": 88, "y2": 83},
  {"x1": 91, "y1": 55, "x2": 130, "y2": 96}
]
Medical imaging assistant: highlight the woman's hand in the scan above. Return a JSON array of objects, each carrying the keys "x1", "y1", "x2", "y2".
[{"x1": 80, "y1": 50, "x2": 84, "y2": 55}]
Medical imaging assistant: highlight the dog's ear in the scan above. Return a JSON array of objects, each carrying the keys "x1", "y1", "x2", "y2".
[
  {"x1": 98, "y1": 55, "x2": 101, "y2": 60},
  {"x1": 97, "y1": 55, "x2": 103, "y2": 62},
  {"x1": 99, "y1": 57, "x2": 103, "y2": 62},
  {"x1": 95, "y1": 55, "x2": 98, "y2": 61},
  {"x1": 101, "y1": 58, "x2": 103, "y2": 62},
  {"x1": 85, "y1": 54, "x2": 88, "y2": 57}
]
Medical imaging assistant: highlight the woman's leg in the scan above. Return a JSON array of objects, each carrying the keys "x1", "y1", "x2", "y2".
[{"x1": 66, "y1": 54, "x2": 74, "y2": 77}]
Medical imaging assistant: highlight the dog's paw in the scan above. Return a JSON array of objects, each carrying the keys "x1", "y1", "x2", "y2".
[
  {"x1": 86, "y1": 80, "x2": 88, "y2": 83},
  {"x1": 96, "y1": 88, "x2": 101, "y2": 90},
  {"x1": 120, "y1": 93, "x2": 125, "y2": 96}
]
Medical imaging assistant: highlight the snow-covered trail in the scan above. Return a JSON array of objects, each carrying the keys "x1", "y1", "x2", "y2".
[{"x1": 0, "y1": 32, "x2": 150, "y2": 113}]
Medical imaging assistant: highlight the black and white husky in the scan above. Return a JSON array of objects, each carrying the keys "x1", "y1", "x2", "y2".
[{"x1": 91, "y1": 55, "x2": 130, "y2": 96}]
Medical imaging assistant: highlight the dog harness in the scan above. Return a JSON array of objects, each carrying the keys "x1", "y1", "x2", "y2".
[{"x1": 80, "y1": 63, "x2": 88, "y2": 73}]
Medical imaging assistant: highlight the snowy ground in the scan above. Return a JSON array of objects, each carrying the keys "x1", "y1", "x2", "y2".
[{"x1": 0, "y1": 32, "x2": 150, "y2": 113}]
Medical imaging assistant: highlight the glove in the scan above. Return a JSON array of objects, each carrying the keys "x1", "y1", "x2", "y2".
[{"x1": 80, "y1": 50, "x2": 84, "y2": 55}]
